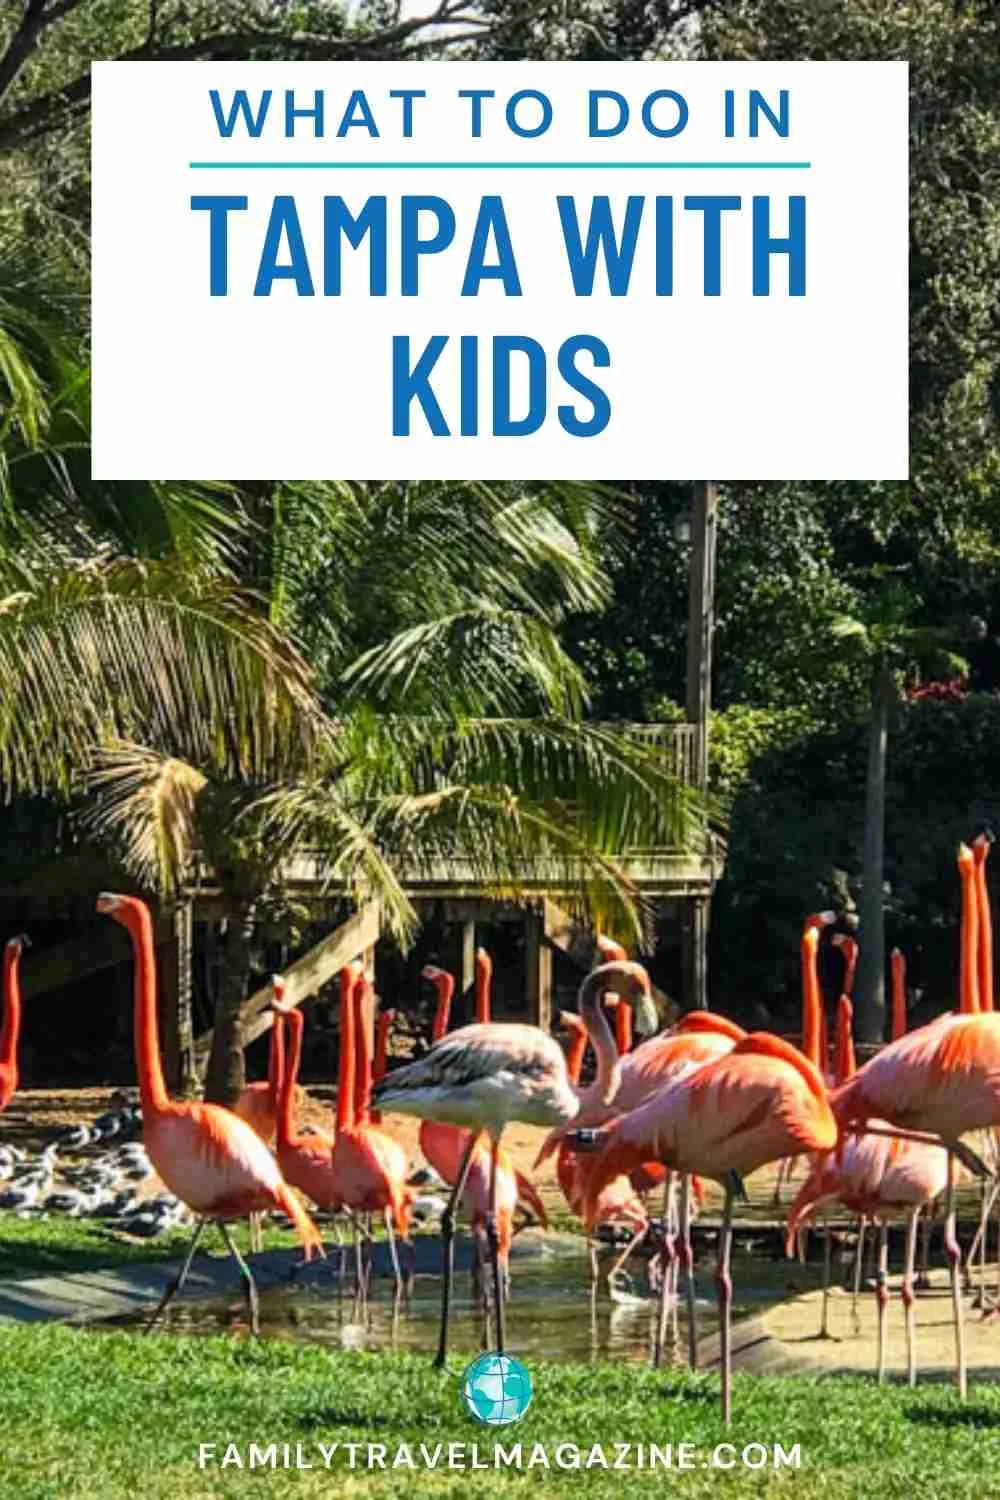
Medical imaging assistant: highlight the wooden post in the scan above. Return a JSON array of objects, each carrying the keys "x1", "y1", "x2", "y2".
[
  {"x1": 682, "y1": 480, "x2": 718, "y2": 1010},
  {"x1": 459, "y1": 919, "x2": 476, "y2": 1013},
  {"x1": 524, "y1": 906, "x2": 553, "y2": 1032}
]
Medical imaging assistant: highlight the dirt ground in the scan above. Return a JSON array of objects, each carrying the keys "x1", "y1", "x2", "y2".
[
  {"x1": 1, "y1": 1088, "x2": 989, "y2": 1232},
  {"x1": 0, "y1": 1087, "x2": 926, "y2": 1226}
]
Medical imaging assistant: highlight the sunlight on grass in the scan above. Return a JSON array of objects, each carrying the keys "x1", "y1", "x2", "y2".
[{"x1": 1, "y1": 1324, "x2": 1000, "y2": 1498}]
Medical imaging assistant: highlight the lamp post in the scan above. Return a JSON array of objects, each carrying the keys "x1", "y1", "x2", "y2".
[{"x1": 681, "y1": 482, "x2": 718, "y2": 1010}]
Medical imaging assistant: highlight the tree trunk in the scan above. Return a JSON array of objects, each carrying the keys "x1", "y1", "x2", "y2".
[
  {"x1": 855, "y1": 664, "x2": 891, "y2": 1044},
  {"x1": 159, "y1": 901, "x2": 197, "y2": 1098},
  {"x1": 203, "y1": 901, "x2": 256, "y2": 1106}
]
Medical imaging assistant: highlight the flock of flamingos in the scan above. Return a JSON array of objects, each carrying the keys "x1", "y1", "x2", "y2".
[{"x1": 2, "y1": 839, "x2": 1000, "y2": 1426}]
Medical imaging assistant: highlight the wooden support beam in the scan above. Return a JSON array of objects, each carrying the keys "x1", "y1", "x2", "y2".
[
  {"x1": 193, "y1": 902, "x2": 381, "y2": 1066},
  {"x1": 524, "y1": 908, "x2": 553, "y2": 1032},
  {"x1": 542, "y1": 898, "x2": 596, "y2": 967},
  {"x1": 459, "y1": 919, "x2": 476, "y2": 1009}
]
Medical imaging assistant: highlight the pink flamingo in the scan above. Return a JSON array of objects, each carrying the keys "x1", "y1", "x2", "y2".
[
  {"x1": 788, "y1": 989, "x2": 948, "y2": 1384},
  {"x1": 773, "y1": 911, "x2": 835, "y2": 1207},
  {"x1": 418, "y1": 963, "x2": 546, "y2": 1312},
  {"x1": 890, "y1": 948, "x2": 907, "y2": 1041},
  {"x1": 231, "y1": 1016, "x2": 283, "y2": 1252},
  {"x1": 556, "y1": 1008, "x2": 648, "y2": 1297},
  {"x1": 550, "y1": 1006, "x2": 746, "y2": 1367},
  {"x1": 582, "y1": 1031, "x2": 837, "y2": 1423},
  {"x1": 269, "y1": 979, "x2": 338, "y2": 1214},
  {"x1": 230, "y1": 1048, "x2": 279, "y2": 1145},
  {"x1": 329, "y1": 966, "x2": 412, "y2": 1290},
  {"x1": 832, "y1": 933, "x2": 859, "y2": 1001},
  {"x1": 373, "y1": 958, "x2": 658, "y2": 1365},
  {"x1": 0, "y1": 935, "x2": 27, "y2": 1115},
  {"x1": 974, "y1": 833, "x2": 994, "y2": 1013},
  {"x1": 832, "y1": 850, "x2": 1000, "y2": 1399},
  {"x1": 97, "y1": 894, "x2": 322, "y2": 1334}
]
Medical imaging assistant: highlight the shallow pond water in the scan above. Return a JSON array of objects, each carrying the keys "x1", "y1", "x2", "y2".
[{"x1": 130, "y1": 1242, "x2": 802, "y2": 1366}]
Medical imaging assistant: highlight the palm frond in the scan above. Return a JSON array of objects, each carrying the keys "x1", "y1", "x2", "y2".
[
  {"x1": 81, "y1": 741, "x2": 208, "y2": 893},
  {"x1": 243, "y1": 711, "x2": 707, "y2": 945},
  {"x1": 0, "y1": 554, "x2": 328, "y2": 797},
  {"x1": 341, "y1": 608, "x2": 588, "y2": 716}
]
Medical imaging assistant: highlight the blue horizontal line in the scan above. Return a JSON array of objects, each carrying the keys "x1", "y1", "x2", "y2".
[{"x1": 188, "y1": 160, "x2": 811, "y2": 171}]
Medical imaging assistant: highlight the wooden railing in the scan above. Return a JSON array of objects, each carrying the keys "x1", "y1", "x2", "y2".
[{"x1": 605, "y1": 721, "x2": 700, "y2": 786}]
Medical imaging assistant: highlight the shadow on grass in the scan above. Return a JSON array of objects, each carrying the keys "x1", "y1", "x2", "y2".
[
  {"x1": 905, "y1": 1404, "x2": 1000, "y2": 1429},
  {"x1": 295, "y1": 1407, "x2": 446, "y2": 1432}
]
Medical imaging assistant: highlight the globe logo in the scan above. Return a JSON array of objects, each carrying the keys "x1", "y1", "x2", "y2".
[{"x1": 460, "y1": 1352, "x2": 533, "y2": 1426}]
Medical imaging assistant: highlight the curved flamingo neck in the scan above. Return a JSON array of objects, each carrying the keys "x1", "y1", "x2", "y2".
[
  {"x1": 562, "y1": 1016, "x2": 588, "y2": 1085},
  {"x1": 577, "y1": 970, "x2": 620, "y2": 1104},
  {"x1": 613, "y1": 998, "x2": 632, "y2": 1054},
  {"x1": 1, "y1": 944, "x2": 23, "y2": 1076},
  {"x1": 959, "y1": 847, "x2": 980, "y2": 1014},
  {"x1": 353, "y1": 979, "x2": 373, "y2": 1127},
  {"x1": 837, "y1": 938, "x2": 858, "y2": 999},
  {"x1": 374, "y1": 1012, "x2": 392, "y2": 1082},
  {"x1": 834, "y1": 995, "x2": 855, "y2": 1083},
  {"x1": 975, "y1": 839, "x2": 994, "y2": 1013},
  {"x1": 890, "y1": 948, "x2": 907, "y2": 1041},
  {"x1": 119, "y1": 902, "x2": 169, "y2": 1117},
  {"x1": 800, "y1": 929, "x2": 823, "y2": 1071},
  {"x1": 475, "y1": 949, "x2": 492, "y2": 1023},
  {"x1": 430, "y1": 973, "x2": 454, "y2": 1041},
  {"x1": 337, "y1": 967, "x2": 356, "y2": 1131},
  {"x1": 277, "y1": 1010, "x2": 304, "y2": 1147}
]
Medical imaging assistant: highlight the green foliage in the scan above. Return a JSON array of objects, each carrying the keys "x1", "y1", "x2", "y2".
[
  {"x1": 708, "y1": 704, "x2": 818, "y2": 810},
  {"x1": 714, "y1": 694, "x2": 1000, "y2": 1022}
]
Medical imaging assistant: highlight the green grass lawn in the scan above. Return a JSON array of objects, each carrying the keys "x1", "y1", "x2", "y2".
[{"x1": 0, "y1": 1323, "x2": 999, "y2": 1499}]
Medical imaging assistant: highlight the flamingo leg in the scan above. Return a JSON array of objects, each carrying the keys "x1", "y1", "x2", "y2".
[
  {"x1": 717, "y1": 1179, "x2": 735, "y2": 1427},
  {"x1": 588, "y1": 1239, "x2": 600, "y2": 1303},
  {"x1": 486, "y1": 1136, "x2": 506, "y2": 1355},
  {"x1": 144, "y1": 1216, "x2": 207, "y2": 1334},
  {"x1": 820, "y1": 1219, "x2": 833, "y2": 1339},
  {"x1": 875, "y1": 1222, "x2": 889, "y2": 1384},
  {"x1": 679, "y1": 1174, "x2": 697, "y2": 1370},
  {"x1": 973, "y1": 1180, "x2": 990, "y2": 1309},
  {"x1": 945, "y1": 1152, "x2": 967, "y2": 1401},
  {"x1": 669, "y1": 1235, "x2": 681, "y2": 1348},
  {"x1": 903, "y1": 1208, "x2": 919, "y2": 1387},
  {"x1": 433, "y1": 1130, "x2": 480, "y2": 1371},
  {"x1": 851, "y1": 1215, "x2": 867, "y2": 1332},
  {"x1": 653, "y1": 1175, "x2": 677, "y2": 1367},
  {"x1": 608, "y1": 1223, "x2": 649, "y2": 1288},
  {"x1": 384, "y1": 1207, "x2": 403, "y2": 1291},
  {"x1": 218, "y1": 1222, "x2": 260, "y2": 1337},
  {"x1": 353, "y1": 1217, "x2": 364, "y2": 1295}
]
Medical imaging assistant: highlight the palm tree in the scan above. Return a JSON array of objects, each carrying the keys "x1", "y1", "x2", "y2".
[
  {"x1": 1, "y1": 248, "x2": 704, "y2": 1104},
  {"x1": 832, "y1": 588, "x2": 967, "y2": 1042},
  {"x1": 0, "y1": 249, "x2": 327, "y2": 796}
]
